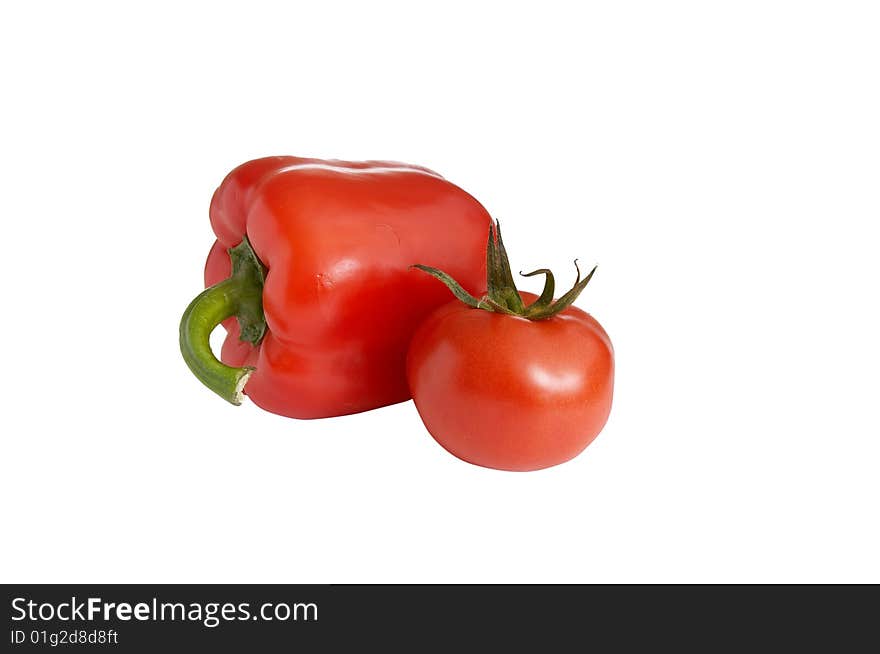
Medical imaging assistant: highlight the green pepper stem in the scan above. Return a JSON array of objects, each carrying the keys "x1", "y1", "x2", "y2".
[
  {"x1": 179, "y1": 237, "x2": 268, "y2": 405},
  {"x1": 179, "y1": 278, "x2": 255, "y2": 405}
]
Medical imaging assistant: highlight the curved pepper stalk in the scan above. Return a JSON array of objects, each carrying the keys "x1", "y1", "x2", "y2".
[{"x1": 179, "y1": 237, "x2": 267, "y2": 404}]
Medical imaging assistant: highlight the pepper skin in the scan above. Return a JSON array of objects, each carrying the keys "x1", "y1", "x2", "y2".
[{"x1": 183, "y1": 156, "x2": 490, "y2": 419}]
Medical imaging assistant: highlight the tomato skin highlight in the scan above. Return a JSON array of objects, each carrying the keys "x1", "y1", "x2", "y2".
[{"x1": 406, "y1": 293, "x2": 614, "y2": 471}]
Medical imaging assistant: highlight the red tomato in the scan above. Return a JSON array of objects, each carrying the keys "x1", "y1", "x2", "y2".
[{"x1": 407, "y1": 292, "x2": 614, "y2": 471}]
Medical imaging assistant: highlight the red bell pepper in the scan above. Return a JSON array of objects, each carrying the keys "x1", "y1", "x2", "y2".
[{"x1": 179, "y1": 156, "x2": 490, "y2": 418}]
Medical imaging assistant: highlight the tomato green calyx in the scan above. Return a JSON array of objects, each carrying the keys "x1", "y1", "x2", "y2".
[
  {"x1": 413, "y1": 221, "x2": 596, "y2": 321},
  {"x1": 179, "y1": 237, "x2": 267, "y2": 405}
]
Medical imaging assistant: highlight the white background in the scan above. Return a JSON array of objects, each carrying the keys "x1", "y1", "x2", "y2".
[{"x1": 1, "y1": 1, "x2": 878, "y2": 583}]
